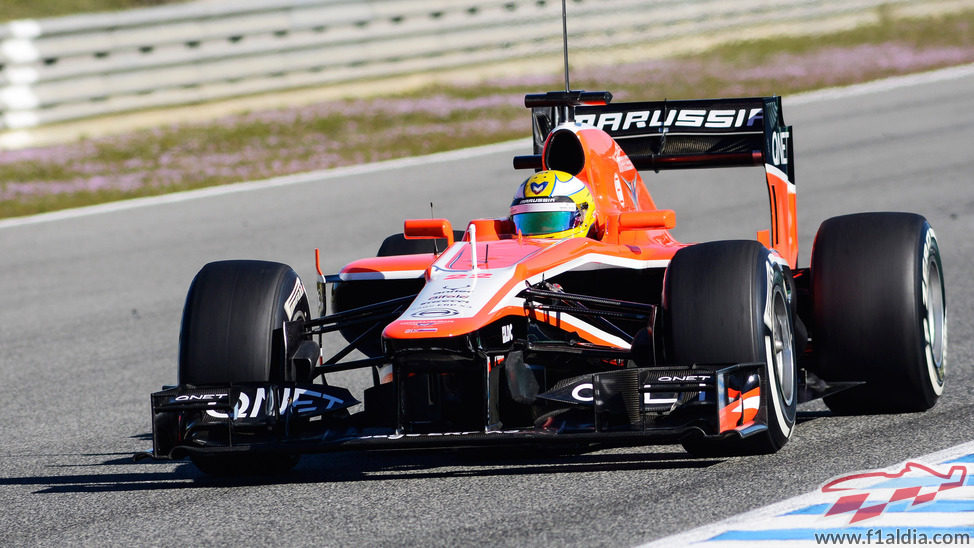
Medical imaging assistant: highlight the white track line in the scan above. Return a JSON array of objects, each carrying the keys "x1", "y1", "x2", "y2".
[
  {"x1": 638, "y1": 440, "x2": 974, "y2": 547},
  {"x1": 785, "y1": 62, "x2": 974, "y2": 106},
  {"x1": 3, "y1": 61, "x2": 974, "y2": 231}
]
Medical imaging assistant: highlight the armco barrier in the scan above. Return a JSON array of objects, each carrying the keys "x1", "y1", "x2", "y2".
[{"x1": 0, "y1": 0, "x2": 939, "y2": 130}]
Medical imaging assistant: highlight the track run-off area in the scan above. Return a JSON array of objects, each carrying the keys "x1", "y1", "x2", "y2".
[{"x1": 1, "y1": 65, "x2": 973, "y2": 545}]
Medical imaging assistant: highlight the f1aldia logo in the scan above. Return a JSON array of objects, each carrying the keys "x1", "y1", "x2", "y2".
[{"x1": 820, "y1": 461, "x2": 967, "y2": 524}]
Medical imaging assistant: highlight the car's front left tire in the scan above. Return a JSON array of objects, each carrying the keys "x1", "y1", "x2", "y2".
[
  {"x1": 665, "y1": 240, "x2": 797, "y2": 456},
  {"x1": 179, "y1": 260, "x2": 311, "y2": 475}
]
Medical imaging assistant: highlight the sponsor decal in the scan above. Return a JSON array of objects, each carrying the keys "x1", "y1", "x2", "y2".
[
  {"x1": 571, "y1": 383, "x2": 594, "y2": 402},
  {"x1": 444, "y1": 273, "x2": 493, "y2": 279},
  {"x1": 612, "y1": 145, "x2": 635, "y2": 172},
  {"x1": 405, "y1": 328, "x2": 438, "y2": 334},
  {"x1": 403, "y1": 264, "x2": 513, "y2": 320},
  {"x1": 172, "y1": 393, "x2": 227, "y2": 402},
  {"x1": 410, "y1": 308, "x2": 459, "y2": 318},
  {"x1": 520, "y1": 196, "x2": 555, "y2": 204},
  {"x1": 284, "y1": 278, "x2": 305, "y2": 320},
  {"x1": 360, "y1": 429, "x2": 527, "y2": 440},
  {"x1": 398, "y1": 320, "x2": 453, "y2": 327},
  {"x1": 770, "y1": 128, "x2": 790, "y2": 166},
  {"x1": 576, "y1": 107, "x2": 763, "y2": 132},
  {"x1": 204, "y1": 386, "x2": 350, "y2": 419},
  {"x1": 286, "y1": 387, "x2": 348, "y2": 415},
  {"x1": 408, "y1": 284, "x2": 472, "y2": 317},
  {"x1": 522, "y1": 170, "x2": 574, "y2": 197},
  {"x1": 654, "y1": 375, "x2": 712, "y2": 383},
  {"x1": 501, "y1": 323, "x2": 513, "y2": 344},
  {"x1": 206, "y1": 388, "x2": 264, "y2": 419}
]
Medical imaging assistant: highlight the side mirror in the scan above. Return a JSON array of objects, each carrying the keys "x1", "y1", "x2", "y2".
[
  {"x1": 403, "y1": 218, "x2": 455, "y2": 247},
  {"x1": 617, "y1": 210, "x2": 676, "y2": 231}
]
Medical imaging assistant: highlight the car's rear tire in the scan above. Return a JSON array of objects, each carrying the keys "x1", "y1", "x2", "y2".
[
  {"x1": 332, "y1": 231, "x2": 464, "y2": 357},
  {"x1": 665, "y1": 240, "x2": 797, "y2": 456},
  {"x1": 179, "y1": 260, "x2": 310, "y2": 475},
  {"x1": 376, "y1": 230, "x2": 465, "y2": 256},
  {"x1": 811, "y1": 213, "x2": 946, "y2": 414}
]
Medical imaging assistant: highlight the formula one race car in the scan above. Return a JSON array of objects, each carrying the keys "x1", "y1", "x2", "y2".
[{"x1": 149, "y1": 90, "x2": 947, "y2": 474}]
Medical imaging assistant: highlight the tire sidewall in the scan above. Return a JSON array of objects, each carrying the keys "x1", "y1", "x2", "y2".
[
  {"x1": 917, "y1": 225, "x2": 947, "y2": 401},
  {"x1": 761, "y1": 260, "x2": 797, "y2": 445},
  {"x1": 271, "y1": 268, "x2": 311, "y2": 382}
]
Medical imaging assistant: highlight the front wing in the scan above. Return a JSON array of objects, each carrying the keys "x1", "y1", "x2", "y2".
[{"x1": 150, "y1": 362, "x2": 770, "y2": 459}]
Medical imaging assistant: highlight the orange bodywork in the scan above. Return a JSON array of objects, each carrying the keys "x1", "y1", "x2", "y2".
[
  {"x1": 718, "y1": 386, "x2": 761, "y2": 432},
  {"x1": 765, "y1": 166, "x2": 798, "y2": 267},
  {"x1": 334, "y1": 123, "x2": 794, "y2": 344},
  {"x1": 543, "y1": 125, "x2": 662, "y2": 247}
]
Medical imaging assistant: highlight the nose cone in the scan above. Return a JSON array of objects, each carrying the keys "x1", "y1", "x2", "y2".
[{"x1": 382, "y1": 238, "x2": 551, "y2": 341}]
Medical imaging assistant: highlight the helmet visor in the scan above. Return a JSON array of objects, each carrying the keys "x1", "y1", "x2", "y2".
[{"x1": 512, "y1": 210, "x2": 578, "y2": 236}]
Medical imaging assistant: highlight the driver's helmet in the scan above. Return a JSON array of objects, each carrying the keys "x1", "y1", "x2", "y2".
[{"x1": 510, "y1": 170, "x2": 596, "y2": 239}]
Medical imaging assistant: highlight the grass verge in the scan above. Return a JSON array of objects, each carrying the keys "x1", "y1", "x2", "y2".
[
  {"x1": 3, "y1": 1, "x2": 186, "y2": 22},
  {"x1": 2, "y1": 10, "x2": 974, "y2": 219}
]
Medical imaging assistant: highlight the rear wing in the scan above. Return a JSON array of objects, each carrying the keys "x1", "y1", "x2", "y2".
[
  {"x1": 516, "y1": 91, "x2": 798, "y2": 268},
  {"x1": 518, "y1": 91, "x2": 794, "y2": 185}
]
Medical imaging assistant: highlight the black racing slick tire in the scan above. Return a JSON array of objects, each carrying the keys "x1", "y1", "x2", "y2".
[
  {"x1": 811, "y1": 213, "x2": 946, "y2": 414},
  {"x1": 178, "y1": 260, "x2": 311, "y2": 475},
  {"x1": 179, "y1": 260, "x2": 311, "y2": 385},
  {"x1": 376, "y1": 230, "x2": 466, "y2": 256},
  {"x1": 665, "y1": 240, "x2": 798, "y2": 456}
]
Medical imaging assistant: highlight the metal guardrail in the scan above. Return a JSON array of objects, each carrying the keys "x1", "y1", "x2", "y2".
[{"x1": 0, "y1": 0, "x2": 934, "y2": 131}]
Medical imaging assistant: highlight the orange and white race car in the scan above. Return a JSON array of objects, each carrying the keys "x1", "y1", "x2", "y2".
[{"x1": 149, "y1": 90, "x2": 947, "y2": 475}]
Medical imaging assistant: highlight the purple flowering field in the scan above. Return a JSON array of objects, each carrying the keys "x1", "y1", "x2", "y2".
[{"x1": 1, "y1": 11, "x2": 973, "y2": 218}]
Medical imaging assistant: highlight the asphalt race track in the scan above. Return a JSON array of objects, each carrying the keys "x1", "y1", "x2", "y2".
[{"x1": 1, "y1": 68, "x2": 973, "y2": 546}]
